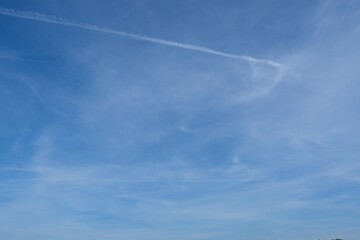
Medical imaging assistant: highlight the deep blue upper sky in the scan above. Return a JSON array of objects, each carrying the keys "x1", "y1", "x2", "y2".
[{"x1": 0, "y1": 1, "x2": 360, "y2": 239}]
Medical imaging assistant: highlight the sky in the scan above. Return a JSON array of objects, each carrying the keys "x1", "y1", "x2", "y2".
[{"x1": 0, "y1": 0, "x2": 360, "y2": 239}]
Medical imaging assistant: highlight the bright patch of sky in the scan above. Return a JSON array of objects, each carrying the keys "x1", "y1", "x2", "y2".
[{"x1": 0, "y1": 0, "x2": 360, "y2": 239}]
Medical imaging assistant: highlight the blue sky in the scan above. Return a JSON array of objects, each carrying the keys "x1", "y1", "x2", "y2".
[{"x1": 0, "y1": 0, "x2": 360, "y2": 239}]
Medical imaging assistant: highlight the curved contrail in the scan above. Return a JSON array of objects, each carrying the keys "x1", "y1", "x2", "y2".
[{"x1": 0, "y1": 6, "x2": 283, "y2": 68}]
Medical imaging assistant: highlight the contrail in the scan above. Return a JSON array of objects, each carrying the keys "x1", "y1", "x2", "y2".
[
  {"x1": 0, "y1": 6, "x2": 283, "y2": 68},
  {"x1": 0, "y1": 55, "x2": 49, "y2": 62}
]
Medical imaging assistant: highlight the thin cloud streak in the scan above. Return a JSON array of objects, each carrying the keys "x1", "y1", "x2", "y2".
[
  {"x1": 0, "y1": 55, "x2": 49, "y2": 62},
  {"x1": 0, "y1": 6, "x2": 283, "y2": 68},
  {"x1": 0, "y1": 178, "x2": 261, "y2": 183}
]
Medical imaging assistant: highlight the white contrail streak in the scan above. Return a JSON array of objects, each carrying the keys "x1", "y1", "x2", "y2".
[
  {"x1": 0, "y1": 6, "x2": 283, "y2": 68},
  {"x1": 0, "y1": 55, "x2": 49, "y2": 62}
]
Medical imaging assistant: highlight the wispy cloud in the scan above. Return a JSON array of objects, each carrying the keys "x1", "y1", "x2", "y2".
[{"x1": 0, "y1": 55, "x2": 49, "y2": 62}]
